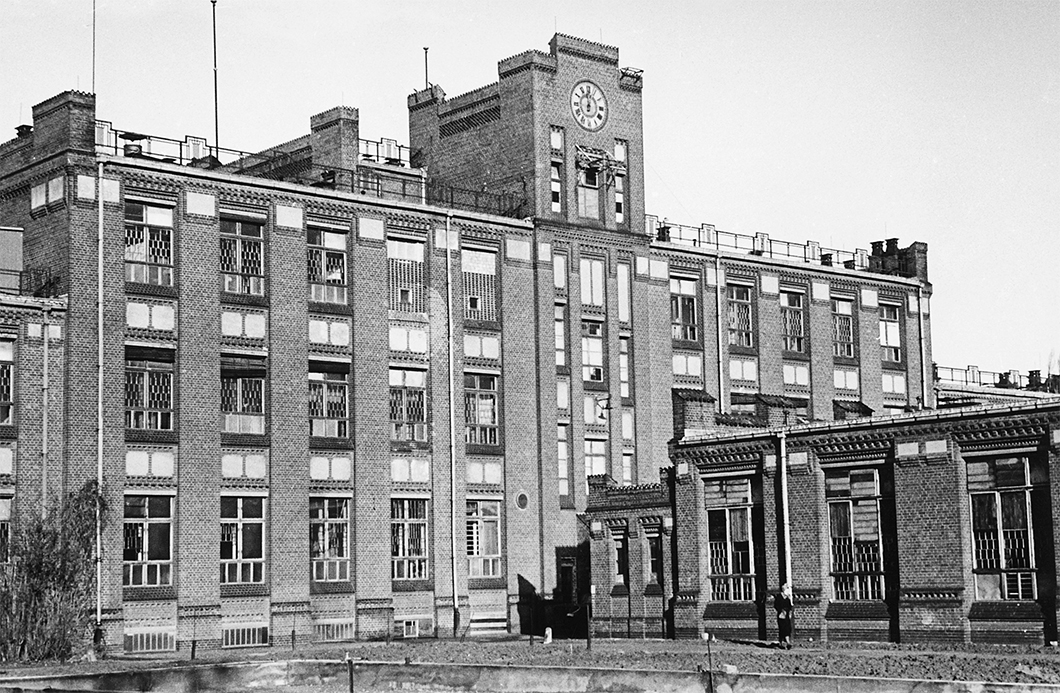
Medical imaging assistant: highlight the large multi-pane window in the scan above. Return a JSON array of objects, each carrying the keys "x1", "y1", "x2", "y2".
[
  {"x1": 558, "y1": 425, "x2": 571, "y2": 504},
  {"x1": 220, "y1": 496, "x2": 264, "y2": 584},
  {"x1": 580, "y1": 257, "x2": 605, "y2": 307},
  {"x1": 646, "y1": 532, "x2": 663, "y2": 586},
  {"x1": 670, "y1": 277, "x2": 698, "y2": 341},
  {"x1": 221, "y1": 359, "x2": 265, "y2": 434},
  {"x1": 307, "y1": 227, "x2": 347, "y2": 304},
  {"x1": 462, "y1": 249, "x2": 497, "y2": 321},
  {"x1": 619, "y1": 336, "x2": 631, "y2": 399},
  {"x1": 879, "y1": 304, "x2": 902, "y2": 362},
  {"x1": 550, "y1": 163, "x2": 563, "y2": 214},
  {"x1": 553, "y1": 252, "x2": 567, "y2": 291},
  {"x1": 581, "y1": 320, "x2": 604, "y2": 382},
  {"x1": 309, "y1": 367, "x2": 348, "y2": 438},
  {"x1": 827, "y1": 469, "x2": 884, "y2": 600},
  {"x1": 310, "y1": 497, "x2": 350, "y2": 582},
  {"x1": 391, "y1": 498, "x2": 428, "y2": 579},
  {"x1": 727, "y1": 285, "x2": 754, "y2": 348},
  {"x1": 832, "y1": 297, "x2": 855, "y2": 358},
  {"x1": 0, "y1": 340, "x2": 12, "y2": 425},
  {"x1": 584, "y1": 439, "x2": 607, "y2": 492},
  {"x1": 969, "y1": 457, "x2": 1036, "y2": 601},
  {"x1": 705, "y1": 479, "x2": 754, "y2": 601},
  {"x1": 466, "y1": 500, "x2": 501, "y2": 577},
  {"x1": 554, "y1": 305, "x2": 567, "y2": 367},
  {"x1": 614, "y1": 141, "x2": 627, "y2": 225},
  {"x1": 464, "y1": 373, "x2": 498, "y2": 446},
  {"x1": 125, "y1": 356, "x2": 174, "y2": 430},
  {"x1": 388, "y1": 238, "x2": 426, "y2": 312},
  {"x1": 124, "y1": 202, "x2": 173, "y2": 286},
  {"x1": 617, "y1": 262, "x2": 631, "y2": 323},
  {"x1": 122, "y1": 495, "x2": 173, "y2": 587},
  {"x1": 389, "y1": 368, "x2": 427, "y2": 443},
  {"x1": 781, "y1": 291, "x2": 805, "y2": 352},
  {"x1": 220, "y1": 219, "x2": 264, "y2": 295}
]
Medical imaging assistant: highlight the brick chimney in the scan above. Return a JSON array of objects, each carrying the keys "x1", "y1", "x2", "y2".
[
  {"x1": 671, "y1": 389, "x2": 717, "y2": 440},
  {"x1": 310, "y1": 106, "x2": 360, "y2": 177},
  {"x1": 31, "y1": 91, "x2": 96, "y2": 157}
]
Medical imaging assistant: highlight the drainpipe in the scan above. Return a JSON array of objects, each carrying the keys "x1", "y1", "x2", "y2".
[
  {"x1": 41, "y1": 306, "x2": 50, "y2": 518},
  {"x1": 445, "y1": 212, "x2": 461, "y2": 636},
  {"x1": 95, "y1": 162, "x2": 105, "y2": 633},
  {"x1": 714, "y1": 256, "x2": 724, "y2": 413},
  {"x1": 917, "y1": 287, "x2": 927, "y2": 409},
  {"x1": 777, "y1": 431, "x2": 792, "y2": 588}
]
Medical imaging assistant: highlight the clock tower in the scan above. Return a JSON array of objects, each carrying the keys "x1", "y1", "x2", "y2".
[{"x1": 408, "y1": 34, "x2": 645, "y2": 233}]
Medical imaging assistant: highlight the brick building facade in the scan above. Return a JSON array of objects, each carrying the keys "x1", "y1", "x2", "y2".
[
  {"x1": 587, "y1": 398, "x2": 1060, "y2": 644},
  {"x1": 0, "y1": 35, "x2": 932, "y2": 652}
]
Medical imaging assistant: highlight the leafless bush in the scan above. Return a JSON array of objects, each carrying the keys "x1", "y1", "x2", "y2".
[{"x1": 0, "y1": 481, "x2": 105, "y2": 661}]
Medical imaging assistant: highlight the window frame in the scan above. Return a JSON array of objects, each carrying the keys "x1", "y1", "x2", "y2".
[
  {"x1": 124, "y1": 202, "x2": 174, "y2": 287},
  {"x1": 310, "y1": 496, "x2": 350, "y2": 582},
  {"x1": 0, "y1": 340, "x2": 13, "y2": 426},
  {"x1": 466, "y1": 499, "x2": 502, "y2": 578},
  {"x1": 832, "y1": 297, "x2": 855, "y2": 358},
  {"x1": 879, "y1": 303, "x2": 902, "y2": 363},
  {"x1": 220, "y1": 371, "x2": 265, "y2": 434},
  {"x1": 464, "y1": 372, "x2": 499, "y2": 447},
  {"x1": 122, "y1": 494, "x2": 174, "y2": 587},
  {"x1": 307, "y1": 226, "x2": 348, "y2": 304},
  {"x1": 826, "y1": 469, "x2": 885, "y2": 601},
  {"x1": 581, "y1": 320, "x2": 605, "y2": 382},
  {"x1": 389, "y1": 368, "x2": 428, "y2": 443},
  {"x1": 308, "y1": 367, "x2": 349, "y2": 438},
  {"x1": 968, "y1": 457, "x2": 1037, "y2": 601},
  {"x1": 670, "y1": 277, "x2": 699, "y2": 342},
  {"x1": 579, "y1": 257, "x2": 605, "y2": 307},
  {"x1": 219, "y1": 218, "x2": 265, "y2": 296},
  {"x1": 705, "y1": 478, "x2": 755, "y2": 602},
  {"x1": 781, "y1": 290, "x2": 806, "y2": 353},
  {"x1": 391, "y1": 497, "x2": 429, "y2": 580},
  {"x1": 220, "y1": 495, "x2": 265, "y2": 584},
  {"x1": 125, "y1": 357, "x2": 174, "y2": 431},
  {"x1": 726, "y1": 284, "x2": 754, "y2": 349}
]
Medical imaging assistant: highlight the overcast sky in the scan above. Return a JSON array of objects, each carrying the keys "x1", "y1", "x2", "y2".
[{"x1": 2, "y1": 0, "x2": 1057, "y2": 375}]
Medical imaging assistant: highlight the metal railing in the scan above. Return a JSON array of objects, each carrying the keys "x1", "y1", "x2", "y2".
[
  {"x1": 0, "y1": 267, "x2": 65, "y2": 297},
  {"x1": 93, "y1": 121, "x2": 527, "y2": 218},
  {"x1": 647, "y1": 214, "x2": 871, "y2": 271},
  {"x1": 935, "y1": 365, "x2": 1028, "y2": 390}
]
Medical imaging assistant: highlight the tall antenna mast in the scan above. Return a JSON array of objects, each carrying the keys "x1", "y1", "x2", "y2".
[
  {"x1": 423, "y1": 47, "x2": 429, "y2": 90},
  {"x1": 91, "y1": 0, "x2": 96, "y2": 93},
  {"x1": 212, "y1": 0, "x2": 220, "y2": 154}
]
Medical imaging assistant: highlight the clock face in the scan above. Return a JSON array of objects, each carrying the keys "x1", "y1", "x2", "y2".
[{"x1": 570, "y1": 81, "x2": 608, "y2": 131}]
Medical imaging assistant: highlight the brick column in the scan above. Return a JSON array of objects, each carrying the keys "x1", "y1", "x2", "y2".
[{"x1": 893, "y1": 439, "x2": 969, "y2": 644}]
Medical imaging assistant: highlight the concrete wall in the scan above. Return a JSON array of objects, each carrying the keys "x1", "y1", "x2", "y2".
[{"x1": 4, "y1": 660, "x2": 1060, "y2": 693}]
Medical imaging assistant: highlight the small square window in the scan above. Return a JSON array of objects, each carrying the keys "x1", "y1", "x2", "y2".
[{"x1": 468, "y1": 296, "x2": 480, "y2": 311}]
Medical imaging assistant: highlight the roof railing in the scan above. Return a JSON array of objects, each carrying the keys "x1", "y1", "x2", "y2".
[
  {"x1": 93, "y1": 121, "x2": 526, "y2": 218},
  {"x1": 934, "y1": 364, "x2": 1060, "y2": 392},
  {"x1": 647, "y1": 214, "x2": 870, "y2": 271}
]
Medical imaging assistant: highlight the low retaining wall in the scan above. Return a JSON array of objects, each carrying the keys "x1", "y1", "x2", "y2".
[{"x1": 2, "y1": 659, "x2": 1059, "y2": 693}]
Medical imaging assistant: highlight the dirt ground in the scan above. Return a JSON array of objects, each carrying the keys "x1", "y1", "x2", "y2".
[{"x1": 2, "y1": 637, "x2": 1060, "y2": 686}]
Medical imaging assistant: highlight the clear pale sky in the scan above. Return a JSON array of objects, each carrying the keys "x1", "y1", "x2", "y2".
[{"x1": 2, "y1": 1, "x2": 1057, "y2": 374}]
